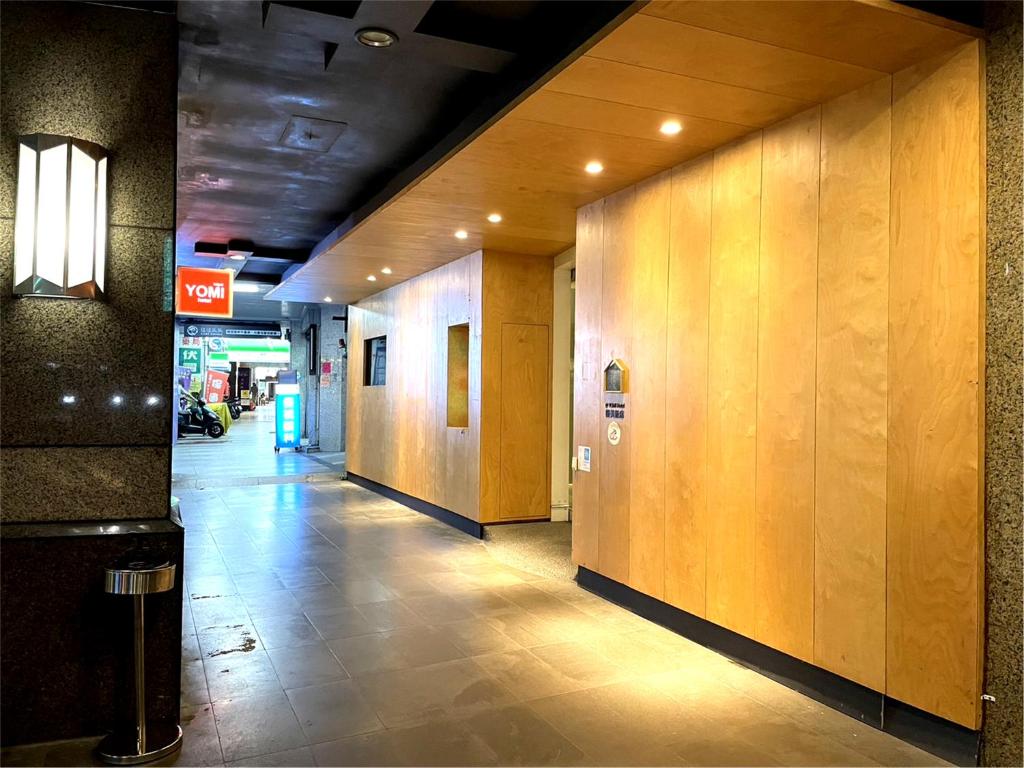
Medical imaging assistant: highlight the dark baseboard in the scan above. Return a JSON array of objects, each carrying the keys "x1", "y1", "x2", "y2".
[
  {"x1": 346, "y1": 473, "x2": 484, "y2": 539},
  {"x1": 575, "y1": 567, "x2": 980, "y2": 767}
]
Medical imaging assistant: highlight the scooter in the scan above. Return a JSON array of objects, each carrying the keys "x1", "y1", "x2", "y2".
[
  {"x1": 178, "y1": 393, "x2": 225, "y2": 438},
  {"x1": 225, "y1": 396, "x2": 243, "y2": 420}
]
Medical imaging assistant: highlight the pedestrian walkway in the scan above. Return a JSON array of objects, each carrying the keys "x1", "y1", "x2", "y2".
[
  {"x1": 172, "y1": 406, "x2": 344, "y2": 490},
  {"x1": 2, "y1": 481, "x2": 949, "y2": 767}
]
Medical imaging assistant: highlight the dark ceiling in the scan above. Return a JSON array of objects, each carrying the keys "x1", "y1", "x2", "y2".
[{"x1": 176, "y1": 0, "x2": 632, "y2": 306}]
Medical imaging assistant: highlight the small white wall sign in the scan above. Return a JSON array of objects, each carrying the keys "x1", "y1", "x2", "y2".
[
  {"x1": 607, "y1": 421, "x2": 621, "y2": 446},
  {"x1": 577, "y1": 445, "x2": 591, "y2": 472}
]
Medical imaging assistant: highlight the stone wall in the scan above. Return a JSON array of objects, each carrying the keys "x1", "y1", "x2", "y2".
[
  {"x1": 0, "y1": 2, "x2": 181, "y2": 746},
  {"x1": 0, "y1": 1, "x2": 177, "y2": 522},
  {"x1": 982, "y1": 2, "x2": 1023, "y2": 765}
]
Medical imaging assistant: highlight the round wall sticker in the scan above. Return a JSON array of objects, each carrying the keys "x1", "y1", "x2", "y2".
[{"x1": 607, "y1": 421, "x2": 621, "y2": 446}]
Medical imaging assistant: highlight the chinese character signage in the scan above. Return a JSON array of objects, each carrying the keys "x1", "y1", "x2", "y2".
[{"x1": 204, "y1": 369, "x2": 230, "y2": 403}]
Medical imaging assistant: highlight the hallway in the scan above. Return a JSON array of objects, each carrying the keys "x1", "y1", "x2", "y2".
[
  {"x1": 159, "y1": 483, "x2": 946, "y2": 767},
  {"x1": 172, "y1": 407, "x2": 345, "y2": 490}
]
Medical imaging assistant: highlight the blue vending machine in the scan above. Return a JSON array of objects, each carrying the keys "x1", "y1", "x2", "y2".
[{"x1": 274, "y1": 382, "x2": 301, "y2": 453}]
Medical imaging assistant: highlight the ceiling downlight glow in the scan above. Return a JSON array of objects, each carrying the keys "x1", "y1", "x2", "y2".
[
  {"x1": 381, "y1": 267, "x2": 392, "y2": 275},
  {"x1": 584, "y1": 161, "x2": 604, "y2": 175},
  {"x1": 487, "y1": 213, "x2": 502, "y2": 223},
  {"x1": 454, "y1": 229, "x2": 468, "y2": 240},
  {"x1": 659, "y1": 119, "x2": 683, "y2": 136},
  {"x1": 324, "y1": 296, "x2": 332, "y2": 302},
  {"x1": 367, "y1": 275, "x2": 377, "y2": 282}
]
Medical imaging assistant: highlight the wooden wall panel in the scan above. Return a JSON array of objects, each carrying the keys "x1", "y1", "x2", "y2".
[
  {"x1": 572, "y1": 39, "x2": 982, "y2": 732},
  {"x1": 706, "y1": 133, "x2": 762, "y2": 636},
  {"x1": 754, "y1": 107, "x2": 821, "y2": 661},
  {"x1": 814, "y1": 76, "x2": 891, "y2": 692},
  {"x1": 628, "y1": 172, "x2": 670, "y2": 599},
  {"x1": 499, "y1": 324, "x2": 551, "y2": 520},
  {"x1": 346, "y1": 252, "x2": 482, "y2": 521},
  {"x1": 664, "y1": 155, "x2": 713, "y2": 616},
  {"x1": 480, "y1": 251, "x2": 554, "y2": 523},
  {"x1": 887, "y1": 42, "x2": 983, "y2": 729},
  {"x1": 598, "y1": 187, "x2": 637, "y2": 584},
  {"x1": 571, "y1": 202, "x2": 604, "y2": 569}
]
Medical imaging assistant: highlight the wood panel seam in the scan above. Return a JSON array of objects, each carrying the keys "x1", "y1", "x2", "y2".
[{"x1": 578, "y1": 54, "x2": 814, "y2": 112}]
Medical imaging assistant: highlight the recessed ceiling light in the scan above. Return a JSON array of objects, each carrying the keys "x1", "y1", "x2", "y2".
[
  {"x1": 659, "y1": 119, "x2": 683, "y2": 136},
  {"x1": 367, "y1": 275, "x2": 377, "y2": 281},
  {"x1": 111, "y1": 395, "x2": 124, "y2": 406},
  {"x1": 487, "y1": 213, "x2": 502, "y2": 224},
  {"x1": 61, "y1": 394, "x2": 76, "y2": 405},
  {"x1": 146, "y1": 395, "x2": 161, "y2": 406},
  {"x1": 228, "y1": 254, "x2": 246, "y2": 261},
  {"x1": 324, "y1": 296, "x2": 332, "y2": 302},
  {"x1": 356, "y1": 27, "x2": 397, "y2": 48},
  {"x1": 381, "y1": 267, "x2": 392, "y2": 275},
  {"x1": 585, "y1": 161, "x2": 604, "y2": 175},
  {"x1": 454, "y1": 229, "x2": 468, "y2": 240}
]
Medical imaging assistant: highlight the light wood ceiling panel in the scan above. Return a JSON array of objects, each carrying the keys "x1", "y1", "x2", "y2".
[
  {"x1": 545, "y1": 56, "x2": 813, "y2": 127},
  {"x1": 267, "y1": 1, "x2": 979, "y2": 306},
  {"x1": 641, "y1": 0, "x2": 978, "y2": 73},
  {"x1": 513, "y1": 90, "x2": 752, "y2": 147},
  {"x1": 587, "y1": 13, "x2": 886, "y2": 102}
]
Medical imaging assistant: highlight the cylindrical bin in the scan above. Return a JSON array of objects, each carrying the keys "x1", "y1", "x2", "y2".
[{"x1": 98, "y1": 556, "x2": 183, "y2": 765}]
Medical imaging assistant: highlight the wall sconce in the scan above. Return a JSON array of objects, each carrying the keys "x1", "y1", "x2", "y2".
[{"x1": 13, "y1": 134, "x2": 108, "y2": 298}]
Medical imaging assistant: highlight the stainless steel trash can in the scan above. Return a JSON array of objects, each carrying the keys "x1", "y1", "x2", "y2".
[{"x1": 98, "y1": 557, "x2": 183, "y2": 765}]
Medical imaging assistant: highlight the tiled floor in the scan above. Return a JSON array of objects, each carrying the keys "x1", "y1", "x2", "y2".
[
  {"x1": 172, "y1": 407, "x2": 344, "y2": 489},
  {"x1": 3, "y1": 481, "x2": 949, "y2": 767}
]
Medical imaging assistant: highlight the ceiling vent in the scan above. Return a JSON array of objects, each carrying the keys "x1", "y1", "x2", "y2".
[{"x1": 279, "y1": 115, "x2": 347, "y2": 153}]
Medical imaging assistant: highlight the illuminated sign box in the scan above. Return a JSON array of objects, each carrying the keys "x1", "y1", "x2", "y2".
[{"x1": 176, "y1": 266, "x2": 234, "y2": 318}]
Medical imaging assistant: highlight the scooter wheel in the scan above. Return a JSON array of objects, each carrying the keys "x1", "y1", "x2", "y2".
[{"x1": 207, "y1": 424, "x2": 225, "y2": 438}]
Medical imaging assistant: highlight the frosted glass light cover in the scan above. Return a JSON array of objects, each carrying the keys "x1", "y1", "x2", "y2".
[
  {"x1": 36, "y1": 144, "x2": 68, "y2": 289},
  {"x1": 68, "y1": 145, "x2": 96, "y2": 288},
  {"x1": 13, "y1": 143, "x2": 36, "y2": 288},
  {"x1": 12, "y1": 134, "x2": 108, "y2": 298},
  {"x1": 95, "y1": 157, "x2": 107, "y2": 294}
]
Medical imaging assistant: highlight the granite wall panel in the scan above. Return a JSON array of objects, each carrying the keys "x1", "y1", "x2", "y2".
[
  {"x1": 0, "y1": 521, "x2": 183, "y2": 746},
  {"x1": 982, "y1": 3, "x2": 1024, "y2": 766},
  {"x1": 0, "y1": 447, "x2": 171, "y2": 523},
  {"x1": 0, "y1": 1, "x2": 181, "y2": 747},
  {"x1": 0, "y1": 1, "x2": 176, "y2": 521}
]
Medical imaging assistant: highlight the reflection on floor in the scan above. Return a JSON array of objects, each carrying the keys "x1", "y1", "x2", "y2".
[
  {"x1": 484, "y1": 522, "x2": 574, "y2": 582},
  {"x1": 172, "y1": 406, "x2": 345, "y2": 490},
  {"x1": 2, "y1": 482, "x2": 948, "y2": 767}
]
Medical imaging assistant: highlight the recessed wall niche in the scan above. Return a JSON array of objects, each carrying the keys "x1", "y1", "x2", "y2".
[{"x1": 447, "y1": 323, "x2": 469, "y2": 428}]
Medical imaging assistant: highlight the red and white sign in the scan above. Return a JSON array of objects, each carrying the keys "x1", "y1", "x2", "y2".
[
  {"x1": 204, "y1": 369, "x2": 230, "y2": 404},
  {"x1": 176, "y1": 267, "x2": 234, "y2": 318}
]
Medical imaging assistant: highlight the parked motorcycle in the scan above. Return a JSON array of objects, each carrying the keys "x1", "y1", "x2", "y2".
[
  {"x1": 178, "y1": 393, "x2": 225, "y2": 438},
  {"x1": 225, "y1": 396, "x2": 243, "y2": 420}
]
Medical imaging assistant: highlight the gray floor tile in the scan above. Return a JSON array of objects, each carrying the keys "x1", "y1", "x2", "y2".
[
  {"x1": 212, "y1": 691, "x2": 307, "y2": 763},
  {"x1": 225, "y1": 745, "x2": 314, "y2": 766},
  {"x1": 286, "y1": 680, "x2": 384, "y2": 744},
  {"x1": 269, "y1": 641, "x2": 350, "y2": 689},
  {"x1": 354, "y1": 658, "x2": 517, "y2": 727},
  {"x1": 458, "y1": 704, "x2": 588, "y2": 766},
  {"x1": 310, "y1": 730, "x2": 403, "y2": 766},
  {"x1": 205, "y1": 650, "x2": 282, "y2": 702},
  {"x1": 252, "y1": 614, "x2": 322, "y2": 650},
  {"x1": 328, "y1": 626, "x2": 465, "y2": 677}
]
